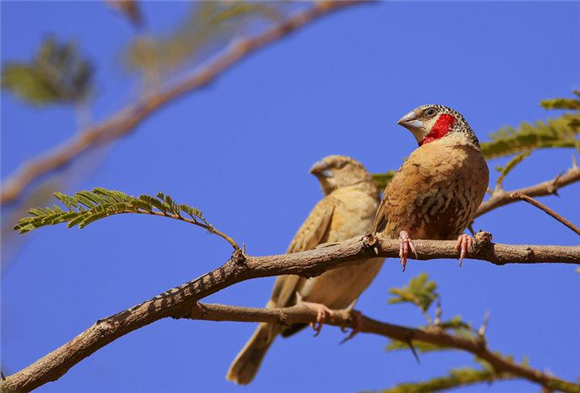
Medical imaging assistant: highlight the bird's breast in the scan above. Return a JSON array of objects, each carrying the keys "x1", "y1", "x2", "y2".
[{"x1": 384, "y1": 143, "x2": 489, "y2": 240}]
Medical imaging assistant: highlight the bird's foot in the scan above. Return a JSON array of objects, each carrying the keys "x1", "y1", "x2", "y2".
[
  {"x1": 455, "y1": 234, "x2": 473, "y2": 267},
  {"x1": 399, "y1": 230, "x2": 417, "y2": 271},
  {"x1": 340, "y1": 310, "x2": 363, "y2": 344},
  {"x1": 302, "y1": 302, "x2": 334, "y2": 337}
]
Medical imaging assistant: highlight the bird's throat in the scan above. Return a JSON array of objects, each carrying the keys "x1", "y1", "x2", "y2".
[{"x1": 420, "y1": 114, "x2": 455, "y2": 146}]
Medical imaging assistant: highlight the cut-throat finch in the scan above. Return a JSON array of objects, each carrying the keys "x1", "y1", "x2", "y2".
[{"x1": 374, "y1": 104, "x2": 489, "y2": 270}]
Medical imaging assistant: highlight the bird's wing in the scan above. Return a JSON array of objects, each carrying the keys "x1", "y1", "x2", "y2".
[
  {"x1": 268, "y1": 197, "x2": 336, "y2": 308},
  {"x1": 373, "y1": 190, "x2": 389, "y2": 233},
  {"x1": 374, "y1": 164, "x2": 405, "y2": 233}
]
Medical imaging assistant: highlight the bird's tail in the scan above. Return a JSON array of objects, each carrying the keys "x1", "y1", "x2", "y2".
[{"x1": 226, "y1": 322, "x2": 279, "y2": 385}]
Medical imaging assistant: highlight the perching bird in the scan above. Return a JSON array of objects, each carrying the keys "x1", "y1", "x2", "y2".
[
  {"x1": 227, "y1": 155, "x2": 384, "y2": 385},
  {"x1": 374, "y1": 104, "x2": 489, "y2": 270}
]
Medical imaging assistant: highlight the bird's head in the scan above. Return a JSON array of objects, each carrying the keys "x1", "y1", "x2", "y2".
[
  {"x1": 309, "y1": 155, "x2": 377, "y2": 196},
  {"x1": 397, "y1": 104, "x2": 480, "y2": 147}
]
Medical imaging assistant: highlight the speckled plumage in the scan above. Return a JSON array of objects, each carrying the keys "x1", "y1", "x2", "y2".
[
  {"x1": 227, "y1": 155, "x2": 384, "y2": 385},
  {"x1": 374, "y1": 105, "x2": 489, "y2": 267}
]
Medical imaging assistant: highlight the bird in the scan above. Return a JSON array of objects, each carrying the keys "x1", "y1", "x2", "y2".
[
  {"x1": 227, "y1": 155, "x2": 385, "y2": 385},
  {"x1": 374, "y1": 104, "x2": 489, "y2": 270}
]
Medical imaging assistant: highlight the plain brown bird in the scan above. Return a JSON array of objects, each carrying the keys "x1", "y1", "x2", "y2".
[
  {"x1": 374, "y1": 104, "x2": 489, "y2": 270},
  {"x1": 227, "y1": 155, "x2": 384, "y2": 385}
]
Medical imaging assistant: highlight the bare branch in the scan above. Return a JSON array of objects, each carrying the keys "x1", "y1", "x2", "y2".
[
  {"x1": 476, "y1": 166, "x2": 580, "y2": 218},
  {"x1": 509, "y1": 192, "x2": 580, "y2": 236},
  {"x1": 1, "y1": 235, "x2": 579, "y2": 392},
  {"x1": 178, "y1": 304, "x2": 577, "y2": 393},
  {"x1": 0, "y1": 0, "x2": 366, "y2": 206}
]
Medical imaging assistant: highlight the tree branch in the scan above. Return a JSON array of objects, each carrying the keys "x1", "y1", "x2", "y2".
[
  {"x1": 1, "y1": 234, "x2": 579, "y2": 392},
  {"x1": 177, "y1": 304, "x2": 576, "y2": 393},
  {"x1": 476, "y1": 166, "x2": 580, "y2": 218},
  {"x1": 0, "y1": 0, "x2": 366, "y2": 206}
]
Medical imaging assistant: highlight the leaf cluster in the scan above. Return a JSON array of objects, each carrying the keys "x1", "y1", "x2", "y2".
[
  {"x1": 14, "y1": 188, "x2": 208, "y2": 234},
  {"x1": 386, "y1": 273, "x2": 475, "y2": 355},
  {"x1": 2, "y1": 37, "x2": 93, "y2": 106},
  {"x1": 388, "y1": 273, "x2": 439, "y2": 313}
]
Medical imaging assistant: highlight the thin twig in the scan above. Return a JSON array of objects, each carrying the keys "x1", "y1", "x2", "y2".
[
  {"x1": 509, "y1": 192, "x2": 580, "y2": 236},
  {"x1": 145, "y1": 210, "x2": 239, "y2": 250},
  {"x1": 476, "y1": 166, "x2": 580, "y2": 217},
  {"x1": 0, "y1": 1, "x2": 367, "y2": 206},
  {"x1": 1, "y1": 236, "x2": 579, "y2": 392}
]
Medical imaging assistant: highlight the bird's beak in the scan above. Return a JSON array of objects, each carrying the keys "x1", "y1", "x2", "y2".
[
  {"x1": 397, "y1": 111, "x2": 423, "y2": 130},
  {"x1": 309, "y1": 160, "x2": 333, "y2": 178}
]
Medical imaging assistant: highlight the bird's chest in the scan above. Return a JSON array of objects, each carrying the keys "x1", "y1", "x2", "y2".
[{"x1": 384, "y1": 144, "x2": 488, "y2": 240}]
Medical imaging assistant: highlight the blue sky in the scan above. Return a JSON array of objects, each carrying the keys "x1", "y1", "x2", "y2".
[{"x1": 1, "y1": 2, "x2": 579, "y2": 393}]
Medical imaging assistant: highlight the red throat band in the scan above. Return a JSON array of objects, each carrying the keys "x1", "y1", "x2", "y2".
[{"x1": 420, "y1": 114, "x2": 455, "y2": 145}]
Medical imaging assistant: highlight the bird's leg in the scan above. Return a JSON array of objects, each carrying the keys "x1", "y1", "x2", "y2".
[
  {"x1": 300, "y1": 301, "x2": 335, "y2": 337},
  {"x1": 455, "y1": 234, "x2": 472, "y2": 267},
  {"x1": 399, "y1": 230, "x2": 417, "y2": 271}
]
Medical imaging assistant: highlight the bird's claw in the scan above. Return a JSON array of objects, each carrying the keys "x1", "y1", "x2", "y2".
[
  {"x1": 455, "y1": 234, "x2": 472, "y2": 267},
  {"x1": 340, "y1": 310, "x2": 363, "y2": 344},
  {"x1": 302, "y1": 302, "x2": 334, "y2": 337},
  {"x1": 399, "y1": 230, "x2": 416, "y2": 271}
]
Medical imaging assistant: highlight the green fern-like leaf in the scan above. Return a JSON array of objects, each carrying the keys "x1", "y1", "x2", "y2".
[
  {"x1": 481, "y1": 113, "x2": 580, "y2": 159},
  {"x1": 16, "y1": 188, "x2": 207, "y2": 234},
  {"x1": 377, "y1": 366, "x2": 514, "y2": 393},
  {"x1": 541, "y1": 91, "x2": 580, "y2": 110},
  {"x1": 15, "y1": 187, "x2": 238, "y2": 249}
]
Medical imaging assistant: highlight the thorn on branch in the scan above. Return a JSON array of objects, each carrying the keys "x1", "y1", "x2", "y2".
[
  {"x1": 478, "y1": 310, "x2": 490, "y2": 342},
  {"x1": 231, "y1": 248, "x2": 246, "y2": 266},
  {"x1": 408, "y1": 340, "x2": 421, "y2": 364},
  {"x1": 434, "y1": 299, "x2": 442, "y2": 326},
  {"x1": 544, "y1": 171, "x2": 564, "y2": 196}
]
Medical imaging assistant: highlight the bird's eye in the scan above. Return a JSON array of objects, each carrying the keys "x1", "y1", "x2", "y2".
[
  {"x1": 336, "y1": 161, "x2": 348, "y2": 169},
  {"x1": 425, "y1": 108, "x2": 437, "y2": 117}
]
